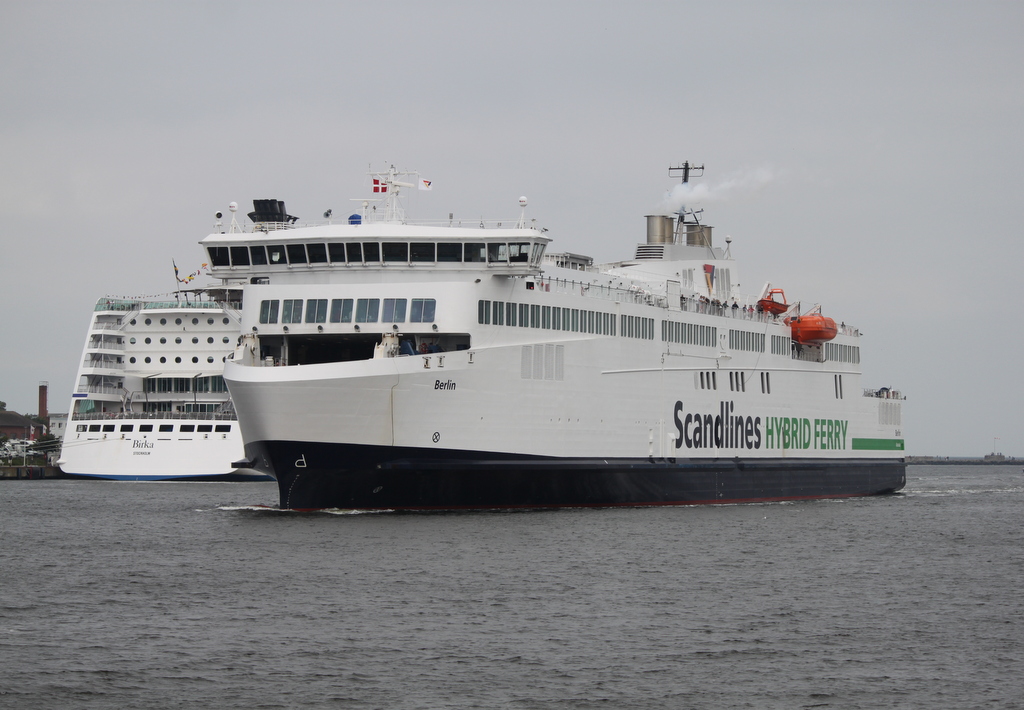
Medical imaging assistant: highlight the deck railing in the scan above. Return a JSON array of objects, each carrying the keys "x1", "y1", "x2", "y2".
[{"x1": 70, "y1": 411, "x2": 236, "y2": 421}]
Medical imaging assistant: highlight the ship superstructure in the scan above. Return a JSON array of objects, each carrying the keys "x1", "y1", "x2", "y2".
[{"x1": 58, "y1": 289, "x2": 267, "y2": 480}]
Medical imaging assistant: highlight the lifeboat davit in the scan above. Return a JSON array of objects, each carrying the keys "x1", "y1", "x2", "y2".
[
  {"x1": 787, "y1": 314, "x2": 838, "y2": 344},
  {"x1": 757, "y1": 288, "x2": 789, "y2": 315}
]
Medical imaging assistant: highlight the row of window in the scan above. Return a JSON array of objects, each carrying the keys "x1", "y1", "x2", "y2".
[
  {"x1": 129, "y1": 356, "x2": 221, "y2": 364},
  {"x1": 480, "y1": 300, "x2": 608, "y2": 333},
  {"x1": 730, "y1": 371, "x2": 746, "y2": 392},
  {"x1": 477, "y1": 300, "x2": 656, "y2": 340},
  {"x1": 128, "y1": 336, "x2": 231, "y2": 345},
  {"x1": 143, "y1": 376, "x2": 229, "y2": 394},
  {"x1": 663, "y1": 321, "x2": 718, "y2": 348},
  {"x1": 77, "y1": 423, "x2": 232, "y2": 433},
  {"x1": 728, "y1": 330, "x2": 766, "y2": 353},
  {"x1": 771, "y1": 335, "x2": 791, "y2": 356},
  {"x1": 142, "y1": 403, "x2": 224, "y2": 413},
  {"x1": 132, "y1": 317, "x2": 231, "y2": 326},
  {"x1": 210, "y1": 241, "x2": 543, "y2": 268},
  {"x1": 825, "y1": 342, "x2": 861, "y2": 364},
  {"x1": 259, "y1": 298, "x2": 436, "y2": 325},
  {"x1": 701, "y1": 370, "x2": 773, "y2": 394},
  {"x1": 698, "y1": 371, "x2": 718, "y2": 390}
]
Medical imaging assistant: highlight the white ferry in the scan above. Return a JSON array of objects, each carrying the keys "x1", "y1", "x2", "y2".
[
  {"x1": 57, "y1": 290, "x2": 269, "y2": 481},
  {"x1": 210, "y1": 165, "x2": 905, "y2": 509}
]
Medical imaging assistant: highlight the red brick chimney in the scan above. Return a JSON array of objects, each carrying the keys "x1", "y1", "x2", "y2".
[{"x1": 38, "y1": 381, "x2": 48, "y2": 421}]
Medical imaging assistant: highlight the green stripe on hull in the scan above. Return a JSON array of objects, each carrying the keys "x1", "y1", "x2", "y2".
[{"x1": 851, "y1": 438, "x2": 905, "y2": 451}]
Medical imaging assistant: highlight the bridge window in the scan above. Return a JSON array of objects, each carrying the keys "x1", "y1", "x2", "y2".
[
  {"x1": 307, "y1": 243, "x2": 328, "y2": 264},
  {"x1": 383, "y1": 242, "x2": 408, "y2": 262},
  {"x1": 509, "y1": 243, "x2": 531, "y2": 263},
  {"x1": 267, "y1": 245, "x2": 285, "y2": 264},
  {"x1": 487, "y1": 243, "x2": 508, "y2": 263},
  {"x1": 346, "y1": 243, "x2": 362, "y2": 263},
  {"x1": 230, "y1": 246, "x2": 250, "y2": 266},
  {"x1": 437, "y1": 243, "x2": 462, "y2": 262},
  {"x1": 464, "y1": 243, "x2": 486, "y2": 262},
  {"x1": 208, "y1": 246, "x2": 229, "y2": 267},
  {"x1": 410, "y1": 243, "x2": 435, "y2": 262},
  {"x1": 250, "y1": 246, "x2": 268, "y2": 265},
  {"x1": 286, "y1": 244, "x2": 307, "y2": 264},
  {"x1": 362, "y1": 243, "x2": 380, "y2": 262},
  {"x1": 328, "y1": 243, "x2": 346, "y2": 262}
]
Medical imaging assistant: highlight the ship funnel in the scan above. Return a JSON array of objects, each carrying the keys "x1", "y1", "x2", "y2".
[
  {"x1": 248, "y1": 199, "x2": 298, "y2": 225},
  {"x1": 679, "y1": 222, "x2": 713, "y2": 247},
  {"x1": 645, "y1": 215, "x2": 675, "y2": 244}
]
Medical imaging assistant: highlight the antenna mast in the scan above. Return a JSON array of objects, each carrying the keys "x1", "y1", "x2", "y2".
[{"x1": 669, "y1": 161, "x2": 704, "y2": 184}]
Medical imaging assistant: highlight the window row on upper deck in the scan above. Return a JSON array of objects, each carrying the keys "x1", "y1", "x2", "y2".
[
  {"x1": 259, "y1": 298, "x2": 436, "y2": 325},
  {"x1": 208, "y1": 241, "x2": 545, "y2": 268}
]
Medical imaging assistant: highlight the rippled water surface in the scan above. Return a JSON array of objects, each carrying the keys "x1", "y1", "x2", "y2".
[{"x1": 2, "y1": 465, "x2": 1022, "y2": 709}]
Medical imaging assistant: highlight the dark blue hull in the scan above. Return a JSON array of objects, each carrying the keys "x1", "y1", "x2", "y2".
[{"x1": 238, "y1": 441, "x2": 906, "y2": 510}]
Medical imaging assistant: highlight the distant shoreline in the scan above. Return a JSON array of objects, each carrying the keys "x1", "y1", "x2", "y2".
[{"x1": 907, "y1": 457, "x2": 1020, "y2": 465}]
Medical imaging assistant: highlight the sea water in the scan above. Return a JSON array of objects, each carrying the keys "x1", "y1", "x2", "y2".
[{"x1": 1, "y1": 465, "x2": 1021, "y2": 709}]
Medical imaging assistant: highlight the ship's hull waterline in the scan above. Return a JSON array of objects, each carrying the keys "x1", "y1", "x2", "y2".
[{"x1": 238, "y1": 440, "x2": 905, "y2": 510}]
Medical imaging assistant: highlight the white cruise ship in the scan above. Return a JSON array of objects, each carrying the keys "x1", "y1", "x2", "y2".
[
  {"x1": 207, "y1": 165, "x2": 904, "y2": 509},
  {"x1": 57, "y1": 289, "x2": 269, "y2": 481}
]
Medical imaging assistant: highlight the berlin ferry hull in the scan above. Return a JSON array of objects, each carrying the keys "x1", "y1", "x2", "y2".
[{"x1": 237, "y1": 440, "x2": 905, "y2": 510}]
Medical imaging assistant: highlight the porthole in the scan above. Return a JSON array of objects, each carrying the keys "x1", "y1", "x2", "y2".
[
  {"x1": 145, "y1": 337, "x2": 152, "y2": 344},
  {"x1": 192, "y1": 337, "x2": 199, "y2": 344},
  {"x1": 145, "y1": 356, "x2": 152, "y2": 363},
  {"x1": 175, "y1": 357, "x2": 181, "y2": 363},
  {"x1": 160, "y1": 337, "x2": 167, "y2": 344},
  {"x1": 160, "y1": 357, "x2": 166, "y2": 363},
  {"x1": 129, "y1": 357, "x2": 137, "y2": 363},
  {"x1": 129, "y1": 337, "x2": 136, "y2": 344},
  {"x1": 223, "y1": 317, "x2": 229, "y2": 325},
  {"x1": 222, "y1": 337, "x2": 230, "y2": 344},
  {"x1": 175, "y1": 318, "x2": 182, "y2": 325},
  {"x1": 207, "y1": 318, "x2": 214, "y2": 325},
  {"x1": 207, "y1": 337, "x2": 214, "y2": 344},
  {"x1": 175, "y1": 337, "x2": 182, "y2": 344},
  {"x1": 192, "y1": 357, "x2": 199, "y2": 363},
  {"x1": 145, "y1": 318, "x2": 152, "y2": 326},
  {"x1": 207, "y1": 356, "x2": 215, "y2": 363},
  {"x1": 160, "y1": 318, "x2": 167, "y2": 325},
  {"x1": 191, "y1": 318, "x2": 199, "y2": 325},
  {"x1": 130, "y1": 319, "x2": 137, "y2": 326}
]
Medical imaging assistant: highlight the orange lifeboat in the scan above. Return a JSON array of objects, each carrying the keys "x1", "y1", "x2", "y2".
[
  {"x1": 787, "y1": 314, "x2": 838, "y2": 344},
  {"x1": 757, "y1": 288, "x2": 789, "y2": 315}
]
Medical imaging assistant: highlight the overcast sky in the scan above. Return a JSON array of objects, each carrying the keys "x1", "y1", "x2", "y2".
[{"x1": 2, "y1": 1, "x2": 1022, "y2": 456}]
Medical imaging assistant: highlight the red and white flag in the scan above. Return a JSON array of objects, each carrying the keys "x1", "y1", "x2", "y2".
[{"x1": 373, "y1": 178, "x2": 388, "y2": 193}]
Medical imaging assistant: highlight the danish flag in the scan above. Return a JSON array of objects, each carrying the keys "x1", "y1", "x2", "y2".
[{"x1": 373, "y1": 178, "x2": 388, "y2": 193}]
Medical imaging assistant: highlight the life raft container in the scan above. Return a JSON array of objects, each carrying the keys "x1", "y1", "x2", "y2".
[{"x1": 787, "y1": 313, "x2": 838, "y2": 344}]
